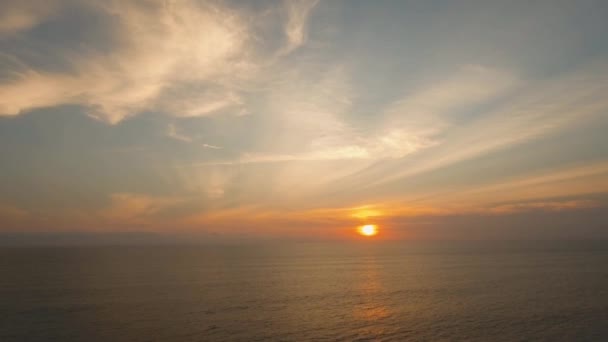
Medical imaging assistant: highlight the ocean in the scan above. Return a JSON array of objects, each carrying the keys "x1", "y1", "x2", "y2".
[{"x1": 1, "y1": 241, "x2": 607, "y2": 341}]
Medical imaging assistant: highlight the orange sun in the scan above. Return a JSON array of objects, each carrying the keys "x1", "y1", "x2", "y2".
[{"x1": 357, "y1": 224, "x2": 378, "y2": 237}]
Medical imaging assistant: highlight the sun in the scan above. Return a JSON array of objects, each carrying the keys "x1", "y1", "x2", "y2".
[{"x1": 357, "y1": 224, "x2": 378, "y2": 237}]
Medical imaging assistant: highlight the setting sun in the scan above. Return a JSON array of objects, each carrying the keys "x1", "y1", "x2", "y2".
[{"x1": 358, "y1": 224, "x2": 378, "y2": 237}]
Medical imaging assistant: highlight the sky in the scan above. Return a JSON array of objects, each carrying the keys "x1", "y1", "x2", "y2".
[{"x1": 1, "y1": 0, "x2": 607, "y2": 242}]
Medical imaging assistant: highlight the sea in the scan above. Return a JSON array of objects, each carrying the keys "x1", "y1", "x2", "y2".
[{"x1": 1, "y1": 241, "x2": 608, "y2": 341}]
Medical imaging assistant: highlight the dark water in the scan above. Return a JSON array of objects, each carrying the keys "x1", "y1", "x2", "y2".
[{"x1": 1, "y1": 241, "x2": 608, "y2": 341}]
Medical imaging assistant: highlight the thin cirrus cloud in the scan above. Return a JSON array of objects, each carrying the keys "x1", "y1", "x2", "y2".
[
  {"x1": 281, "y1": 0, "x2": 320, "y2": 54},
  {"x1": 336, "y1": 61, "x2": 608, "y2": 192},
  {"x1": 212, "y1": 63, "x2": 451, "y2": 166}
]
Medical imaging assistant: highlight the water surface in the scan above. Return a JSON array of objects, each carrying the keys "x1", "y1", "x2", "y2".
[{"x1": 1, "y1": 241, "x2": 607, "y2": 341}]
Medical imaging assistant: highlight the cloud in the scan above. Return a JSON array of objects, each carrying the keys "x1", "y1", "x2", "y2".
[
  {"x1": 215, "y1": 63, "x2": 450, "y2": 165},
  {"x1": 0, "y1": 0, "x2": 59, "y2": 35},
  {"x1": 101, "y1": 193, "x2": 185, "y2": 223},
  {"x1": 0, "y1": 203, "x2": 28, "y2": 221},
  {"x1": 487, "y1": 200, "x2": 600, "y2": 214},
  {"x1": 383, "y1": 65, "x2": 519, "y2": 124},
  {"x1": 0, "y1": 0, "x2": 327, "y2": 123},
  {"x1": 443, "y1": 161, "x2": 608, "y2": 206},
  {"x1": 166, "y1": 123, "x2": 223, "y2": 150},
  {"x1": 224, "y1": 136, "x2": 437, "y2": 164},
  {"x1": 280, "y1": 0, "x2": 320, "y2": 54},
  {"x1": 166, "y1": 123, "x2": 193, "y2": 143},
  {"x1": 202, "y1": 143, "x2": 222, "y2": 150},
  {"x1": 157, "y1": 86, "x2": 244, "y2": 118},
  {"x1": 237, "y1": 147, "x2": 369, "y2": 163},
  {"x1": 346, "y1": 61, "x2": 608, "y2": 189},
  {"x1": 175, "y1": 196, "x2": 603, "y2": 238},
  {"x1": 0, "y1": 0, "x2": 253, "y2": 123},
  {"x1": 234, "y1": 64, "x2": 514, "y2": 165},
  {"x1": 355, "y1": 161, "x2": 608, "y2": 219}
]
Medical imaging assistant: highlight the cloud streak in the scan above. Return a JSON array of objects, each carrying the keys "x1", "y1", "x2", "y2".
[
  {"x1": 281, "y1": 0, "x2": 320, "y2": 54},
  {"x1": 337, "y1": 61, "x2": 608, "y2": 191}
]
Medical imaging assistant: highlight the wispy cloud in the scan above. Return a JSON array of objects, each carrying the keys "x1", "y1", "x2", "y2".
[
  {"x1": 371, "y1": 65, "x2": 519, "y2": 158},
  {"x1": 0, "y1": 0, "x2": 252, "y2": 123},
  {"x1": 101, "y1": 193, "x2": 185, "y2": 223},
  {"x1": 167, "y1": 123, "x2": 193, "y2": 143},
  {"x1": 443, "y1": 161, "x2": 608, "y2": 206},
  {"x1": 158, "y1": 89, "x2": 244, "y2": 118},
  {"x1": 486, "y1": 200, "x2": 600, "y2": 214},
  {"x1": 0, "y1": 0, "x2": 58, "y2": 35},
  {"x1": 280, "y1": 0, "x2": 320, "y2": 54},
  {"x1": 0, "y1": 203, "x2": 28, "y2": 221},
  {"x1": 202, "y1": 143, "x2": 222, "y2": 150},
  {"x1": 167, "y1": 123, "x2": 223, "y2": 149},
  {"x1": 214, "y1": 62, "x2": 453, "y2": 165},
  {"x1": 0, "y1": 0, "x2": 326, "y2": 123},
  {"x1": 344, "y1": 61, "x2": 608, "y2": 189}
]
